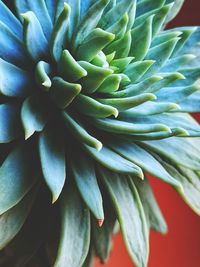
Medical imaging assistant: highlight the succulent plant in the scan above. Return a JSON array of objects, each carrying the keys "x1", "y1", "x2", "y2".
[{"x1": 0, "y1": 0, "x2": 200, "y2": 266}]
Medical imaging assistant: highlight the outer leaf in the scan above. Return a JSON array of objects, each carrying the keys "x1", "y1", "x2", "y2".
[
  {"x1": 134, "y1": 177, "x2": 167, "y2": 234},
  {"x1": 74, "y1": 94, "x2": 118, "y2": 118},
  {"x1": 50, "y1": 3, "x2": 70, "y2": 62},
  {"x1": 39, "y1": 125, "x2": 66, "y2": 203},
  {"x1": 22, "y1": 11, "x2": 48, "y2": 61},
  {"x1": 0, "y1": 22, "x2": 27, "y2": 67},
  {"x1": 160, "y1": 160, "x2": 200, "y2": 215},
  {"x1": 54, "y1": 183, "x2": 90, "y2": 267},
  {"x1": 50, "y1": 77, "x2": 81, "y2": 109},
  {"x1": 130, "y1": 15, "x2": 153, "y2": 61},
  {"x1": 0, "y1": 0, "x2": 22, "y2": 38},
  {"x1": 62, "y1": 112, "x2": 102, "y2": 151},
  {"x1": 100, "y1": 169, "x2": 149, "y2": 267},
  {"x1": 0, "y1": 187, "x2": 37, "y2": 250},
  {"x1": 15, "y1": 0, "x2": 53, "y2": 40},
  {"x1": 0, "y1": 104, "x2": 21, "y2": 143},
  {"x1": 0, "y1": 143, "x2": 38, "y2": 215},
  {"x1": 21, "y1": 95, "x2": 49, "y2": 139},
  {"x1": 141, "y1": 138, "x2": 200, "y2": 170},
  {"x1": 0, "y1": 58, "x2": 32, "y2": 97},
  {"x1": 83, "y1": 144, "x2": 144, "y2": 178},
  {"x1": 108, "y1": 139, "x2": 183, "y2": 190},
  {"x1": 71, "y1": 153, "x2": 104, "y2": 221},
  {"x1": 72, "y1": 0, "x2": 109, "y2": 49}
]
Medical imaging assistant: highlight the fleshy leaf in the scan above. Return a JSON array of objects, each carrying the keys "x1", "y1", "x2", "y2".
[
  {"x1": 54, "y1": 183, "x2": 90, "y2": 267},
  {"x1": 0, "y1": 143, "x2": 38, "y2": 215},
  {"x1": 39, "y1": 125, "x2": 66, "y2": 203},
  {"x1": 100, "y1": 169, "x2": 149, "y2": 267},
  {"x1": 0, "y1": 187, "x2": 37, "y2": 250},
  {"x1": 0, "y1": 104, "x2": 21, "y2": 143},
  {"x1": 22, "y1": 11, "x2": 49, "y2": 61},
  {"x1": 21, "y1": 95, "x2": 49, "y2": 139},
  {"x1": 71, "y1": 152, "x2": 104, "y2": 221}
]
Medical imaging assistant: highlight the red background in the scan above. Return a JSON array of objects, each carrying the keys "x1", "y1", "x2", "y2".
[{"x1": 95, "y1": 1, "x2": 200, "y2": 267}]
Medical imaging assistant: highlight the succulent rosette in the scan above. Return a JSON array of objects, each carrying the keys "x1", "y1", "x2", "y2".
[{"x1": 0, "y1": 0, "x2": 200, "y2": 266}]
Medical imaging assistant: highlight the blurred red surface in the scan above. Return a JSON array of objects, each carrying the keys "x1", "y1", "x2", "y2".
[{"x1": 95, "y1": 1, "x2": 200, "y2": 266}]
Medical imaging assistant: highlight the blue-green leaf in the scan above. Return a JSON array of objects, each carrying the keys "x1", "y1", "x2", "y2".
[
  {"x1": 54, "y1": 183, "x2": 90, "y2": 267},
  {"x1": 50, "y1": 3, "x2": 70, "y2": 62},
  {"x1": 71, "y1": 153, "x2": 104, "y2": 221},
  {"x1": 0, "y1": 144, "x2": 38, "y2": 215},
  {"x1": 134, "y1": 177, "x2": 167, "y2": 234},
  {"x1": 0, "y1": 58, "x2": 32, "y2": 97},
  {"x1": 0, "y1": 187, "x2": 37, "y2": 250},
  {"x1": 83, "y1": 144, "x2": 143, "y2": 178},
  {"x1": 108, "y1": 139, "x2": 183, "y2": 190},
  {"x1": 0, "y1": 104, "x2": 21, "y2": 143},
  {"x1": 0, "y1": 22, "x2": 27, "y2": 67},
  {"x1": 15, "y1": 0, "x2": 53, "y2": 40},
  {"x1": 39, "y1": 126, "x2": 66, "y2": 203},
  {"x1": 0, "y1": 0, "x2": 22, "y2": 38},
  {"x1": 100, "y1": 169, "x2": 149, "y2": 267},
  {"x1": 22, "y1": 11, "x2": 48, "y2": 61},
  {"x1": 141, "y1": 138, "x2": 200, "y2": 170},
  {"x1": 21, "y1": 95, "x2": 49, "y2": 139}
]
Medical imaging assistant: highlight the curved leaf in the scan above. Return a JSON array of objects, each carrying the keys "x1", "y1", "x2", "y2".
[{"x1": 39, "y1": 126, "x2": 66, "y2": 203}]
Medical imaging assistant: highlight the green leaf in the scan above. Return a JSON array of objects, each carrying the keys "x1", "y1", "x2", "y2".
[
  {"x1": 91, "y1": 118, "x2": 171, "y2": 136},
  {"x1": 54, "y1": 183, "x2": 90, "y2": 267},
  {"x1": 74, "y1": 94, "x2": 118, "y2": 118},
  {"x1": 106, "y1": 13, "x2": 129, "y2": 39},
  {"x1": 0, "y1": 143, "x2": 38, "y2": 215},
  {"x1": 0, "y1": 58, "x2": 32, "y2": 97},
  {"x1": 108, "y1": 76, "x2": 162, "y2": 98},
  {"x1": 104, "y1": 31, "x2": 132, "y2": 59},
  {"x1": 130, "y1": 15, "x2": 153, "y2": 61},
  {"x1": 62, "y1": 112, "x2": 102, "y2": 151},
  {"x1": 22, "y1": 11, "x2": 48, "y2": 61},
  {"x1": 134, "y1": 178, "x2": 167, "y2": 234},
  {"x1": 83, "y1": 144, "x2": 143, "y2": 178},
  {"x1": 39, "y1": 125, "x2": 66, "y2": 203},
  {"x1": 96, "y1": 74, "x2": 122, "y2": 93},
  {"x1": 35, "y1": 61, "x2": 52, "y2": 91},
  {"x1": 100, "y1": 169, "x2": 149, "y2": 267},
  {"x1": 77, "y1": 28, "x2": 115, "y2": 62},
  {"x1": 21, "y1": 95, "x2": 49, "y2": 139},
  {"x1": 71, "y1": 153, "x2": 104, "y2": 221},
  {"x1": 108, "y1": 139, "x2": 183, "y2": 190},
  {"x1": 143, "y1": 37, "x2": 180, "y2": 78},
  {"x1": 98, "y1": 93, "x2": 156, "y2": 111},
  {"x1": 0, "y1": 104, "x2": 21, "y2": 143},
  {"x1": 58, "y1": 50, "x2": 87, "y2": 82},
  {"x1": 50, "y1": 3, "x2": 70, "y2": 62},
  {"x1": 0, "y1": 186, "x2": 37, "y2": 250},
  {"x1": 124, "y1": 60, "x2": 155, "y2": 83},
  {"x1": 78, "y1": 61, "x2": 113, "y2": 94},
  {"x1": 50, "y1": 77, "x2": 81, "y2": 109}
]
